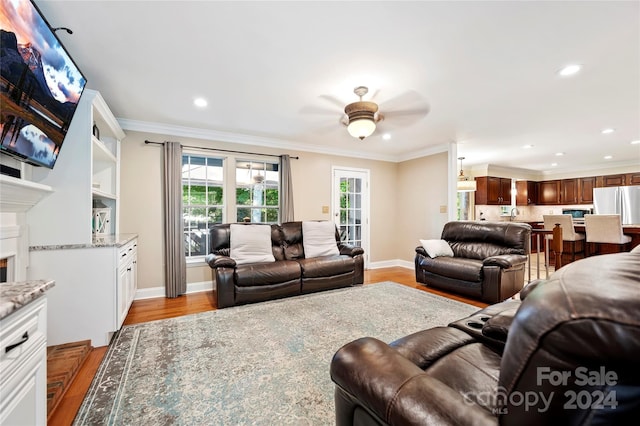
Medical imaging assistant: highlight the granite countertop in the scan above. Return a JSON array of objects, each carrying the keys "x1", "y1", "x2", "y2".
[
  {"x1": 30, "y1": 233, "x2": 138, "y2": 251},
  {"x1": 0, "y1": 280, "x2": 55, "y2": 320}
]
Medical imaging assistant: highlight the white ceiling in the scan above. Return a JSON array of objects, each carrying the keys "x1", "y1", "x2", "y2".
[{"x1": 35, "y1": 0, "x2": 640, "y2": 173}]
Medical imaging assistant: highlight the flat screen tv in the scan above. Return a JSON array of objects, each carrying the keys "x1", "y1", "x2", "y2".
[{"x1": 0, "y1": 0, "x2": 86, "y2": 169}]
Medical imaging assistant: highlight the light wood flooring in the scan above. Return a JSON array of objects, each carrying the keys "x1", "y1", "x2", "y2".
[{"x1": 48, "y1": 267, "x2": 488, "y2": 426}]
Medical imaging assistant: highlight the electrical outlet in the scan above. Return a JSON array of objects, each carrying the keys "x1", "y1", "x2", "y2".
[
  {"x1": 440, "y1": 205, "x2": 447, "y2": 213},
  {"x1": 322, "y1": 205, "x2": 329, "y2": 214}
]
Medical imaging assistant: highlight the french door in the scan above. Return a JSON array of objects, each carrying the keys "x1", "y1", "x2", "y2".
[{"x1": 332, "y1": 167, "x2": 370, "y2": 267}]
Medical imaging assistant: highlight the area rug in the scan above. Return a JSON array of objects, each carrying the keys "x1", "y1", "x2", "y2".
[{"x1": 74, "y1": 282, "x2": 478, "y2": 425}]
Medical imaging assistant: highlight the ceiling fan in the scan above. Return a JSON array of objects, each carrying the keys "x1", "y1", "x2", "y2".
[
  {"x1": 342, "y1": 86, "x2": 382, "y2": 140},
  {"x1": 302, "y1": 86, "x2": 430, "y2": 140}
]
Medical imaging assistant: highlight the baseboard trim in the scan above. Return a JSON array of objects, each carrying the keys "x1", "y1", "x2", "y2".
[
  {"x1": 134, "y1": 280, "x2": 212, "y2": 300},
  {"x1": 134, "y1": 260, "x2": 414, "y2": 300},
  {"x1": 367, "y1": 259, "x2": 413, "y2": 270}
]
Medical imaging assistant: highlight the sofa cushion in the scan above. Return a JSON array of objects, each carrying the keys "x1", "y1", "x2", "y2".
[
  {"x1": 234, "y1": 260, "x2": 301, "y2": 287},
  {"x1": 297, "y1": 255, "x2": 354, "y2": 278},
  {"x1": 230, "y1": 224, "x2": 275, "y2": 265},
  {"x1": 302, "y1": 221, "x2": 340, "y2": 258},
  {"x1": 420, "y1": 256, "x2": 483, "y2": 282},
  {"x1": 420, "y1": 239, "x2": 454, "y2": 258}
]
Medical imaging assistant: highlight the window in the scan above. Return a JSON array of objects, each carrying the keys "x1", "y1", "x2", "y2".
[
  {"x1": 235, "y1": 160, "x2": 280, "y2": 223},
  {"x1": 182, "y1": 154, "x2": 281, "y2": 260},
  {"x1": 182, "y1": 155, "x2": 224, "y2": 257},
  {"x1": 338, "y1": 177, "x2": 362, "y2": 245}
]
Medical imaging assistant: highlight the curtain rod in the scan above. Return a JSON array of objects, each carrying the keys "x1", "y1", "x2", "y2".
[{"x1": 144, "y1": 140, "x2": 299, "y2": 159}]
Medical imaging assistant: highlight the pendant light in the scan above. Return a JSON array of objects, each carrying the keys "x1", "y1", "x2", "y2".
[{"x1": 457, "y1": 157, "x2": 477, "y2": 192}]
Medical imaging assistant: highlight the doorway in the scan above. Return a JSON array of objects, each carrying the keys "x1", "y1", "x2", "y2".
[{"x1": 332, "y1": 167, "x2": 370, "y2": 267}]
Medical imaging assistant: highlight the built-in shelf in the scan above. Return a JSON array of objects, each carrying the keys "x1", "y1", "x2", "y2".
[
  {"x1": 92, "y1": 188, "x2": 117, "y2": 200},
  {"x1": 0, "y1": 174, "x2": 53, "y2": 213},
  {"x1": 92, "y1": 136, "x2": 116, "y2": 163}
]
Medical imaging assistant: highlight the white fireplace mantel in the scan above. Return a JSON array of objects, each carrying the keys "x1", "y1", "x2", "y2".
[{"x1": 0, "y1": 174, "x2": 53, "y2": 213}]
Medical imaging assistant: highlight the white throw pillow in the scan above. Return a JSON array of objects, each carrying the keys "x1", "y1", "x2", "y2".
[
  {"x1": 230, "y1": 224, "x2": 275, "y2": 265},
  {"x1": 302, "y1": 221, "x2": 340, "y2": 258},
  {"x1": 419, "y1": 239, "x2": 454, "y2": 258}
]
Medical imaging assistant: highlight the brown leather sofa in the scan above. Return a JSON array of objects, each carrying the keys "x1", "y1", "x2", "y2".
[
  {"x1": 205, "y1": 221, "x2": 364, "y2": 308},
  {"x1": 415, "y1": 221, "x2": 531, "y2": 303},
  {"x1": 331, "y1": 250, "x2": 640, "y2": 425}
]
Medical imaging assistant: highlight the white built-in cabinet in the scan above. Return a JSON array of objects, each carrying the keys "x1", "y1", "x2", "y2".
[
  {"x1": 0, "y1": 297, "x2": 47, "y2": 426},
  {"x1": 26, "y1": 90, "x2": 137, "y2": 347},
  {"x1": 28, "y1": 89, "x2": 124, "y2": 245}
]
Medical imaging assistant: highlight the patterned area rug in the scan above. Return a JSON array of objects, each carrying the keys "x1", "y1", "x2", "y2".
[{"x1": 74, "y1": 282, "x2": 478, "y2": 425}]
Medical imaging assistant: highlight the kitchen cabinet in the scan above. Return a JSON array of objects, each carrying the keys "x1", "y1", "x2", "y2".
[
  {"x1": 626, "y1": 172, "x2": 640, "y2": 186},
  {"x1": 475, "y1": 176, "x2": 512, "y2": 205},
  {"x1": 560, "y1": 179, "x2": 578, "y2": 204},
  {"x1": 537, "y1": 180, "x2": 561, "y2": 205},
  {"x1": 578, "y1": 177, "x2": 596, "y2": 204},
  {"x1": 516, "y1": 180, "x2": 537, "y2": 205},
  {"x1": 597, "y1": 174, "x2": 625, "y2": 188}
]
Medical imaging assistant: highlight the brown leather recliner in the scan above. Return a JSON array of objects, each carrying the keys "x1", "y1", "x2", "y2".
[
  {"x1": 205, "y1": 221, "x2": 364, "y2": 308},
  {"x1": 415, "y1": 221, "x2": 531, "y2": 303},
  {"x1": 331, "y1": 251, "x2": 640, "y2": 425}
]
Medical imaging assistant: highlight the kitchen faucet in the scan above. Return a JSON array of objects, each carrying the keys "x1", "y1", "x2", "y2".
[{"x1": 510, "y1": 207, "x2": 519, "y2": 221}]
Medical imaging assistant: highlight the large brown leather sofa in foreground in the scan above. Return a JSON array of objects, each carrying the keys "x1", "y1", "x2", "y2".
[
  {"x1": 415, "y1": 221, "x2": 531, "y2": 303},
  {"x1": 331, "y1": 250, "x2": 640, "y2": 425},
  {"x1": 205, "y1": 221, "x2": 364, "y2": 308}
]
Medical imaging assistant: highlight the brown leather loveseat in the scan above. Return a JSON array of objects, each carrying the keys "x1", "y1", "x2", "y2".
[
  {"x1": 415, "y1": 221, "x2": 531, "y2": 303},
  {"x1": 205, "y1": 221, "x2": 364, "y2": 308},
  {"x1": 331, "y1": 250, "x2": 640, "y2": 425}
]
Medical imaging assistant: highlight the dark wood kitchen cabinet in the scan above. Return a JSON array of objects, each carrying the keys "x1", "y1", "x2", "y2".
[
  {"x1": 578, "y1": 177, "x2": 596, "y2": 204},
  {"x1": 537, "y1": 180, "x2": 561, "y2": 205},
  {"x1": 560, "y1": 179, "x2": 578, "y2": 204},
  {"x1": 475, "y1": 176, "x2": 512, "y2": 205},
  {"x1": 597, "y1": 174, "x2": 625, "y2": 187},
  {"x1": 626, "y1": 172, "x2": 640, "y2": 186},
  {"x1": 516, "y1": 180, "x2": 537, "y2": 205}
]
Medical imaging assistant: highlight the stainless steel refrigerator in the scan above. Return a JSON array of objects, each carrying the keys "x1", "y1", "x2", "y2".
[{"x1": 593, "y1": 186, "x2": 640, "y2": 225}]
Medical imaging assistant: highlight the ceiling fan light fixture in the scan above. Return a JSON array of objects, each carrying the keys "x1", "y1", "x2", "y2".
[
  {"x1": 345, "y1": 87, "x2": 378, "y2": 140},
  {"x1": 347, "y1": 116, "x2": 376, "y2": 140}
]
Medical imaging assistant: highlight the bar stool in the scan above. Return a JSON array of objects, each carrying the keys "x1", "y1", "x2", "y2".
[
  {"x1": 584, "y1": 214, "x2": 632, "y2": 256},
  {"x1": 543, "y1": 214, "x2": 585, "y2": 262}
]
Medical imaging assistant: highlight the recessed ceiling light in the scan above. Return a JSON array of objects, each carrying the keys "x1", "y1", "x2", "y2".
[
  {"x1": 559, "y1": 64, "x2": 581, "y2": 77},
  {"x1": 604, "y1": 155, "x2": 613, "y2": 160},
  {"x1": 555, "y1": 152, "x2": 565, "y2": 156},
  {"x1": 382, "y1": 133, "x2": 391, "y2": 140},
  {"x1": 551, "y1": 163, "x2": 558, "y2": 166},
  {"x1": 601, "y1": 128, "x2": 615, "y2": 134},
  {"x1": 194, "y1": 97, "x2": 208, "y2": 108},
  {"x1": 523, "y1": 144, "x2": 534, "y2": 149},
  {"x1": 631, "y1": 140, "x2": 640, "y2": 145}
]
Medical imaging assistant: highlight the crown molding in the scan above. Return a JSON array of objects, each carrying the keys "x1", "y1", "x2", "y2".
[
  {"x1": 117, "y1": 118, "x2": 404, "y2": 162},
  {"x1": 395, "y1": 143, "x2": 450, "y2": 162}
]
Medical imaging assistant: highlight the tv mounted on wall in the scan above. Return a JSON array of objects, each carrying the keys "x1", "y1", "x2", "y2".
[{"x1": 0, "y1": 0, "x2": 86, "y2": 169}]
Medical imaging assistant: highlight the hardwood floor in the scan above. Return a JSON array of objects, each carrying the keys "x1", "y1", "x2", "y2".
[{"x1": 48, "y1": 267, "x2": 488, "y2": 425}]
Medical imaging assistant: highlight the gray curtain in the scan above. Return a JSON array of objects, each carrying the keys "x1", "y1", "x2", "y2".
[
  {"x1": 163, "y1": 141, "x2": 186, "y2": 298},
  {"x1": 280, "y1": 154, "x2": 294, "y2": 222}
]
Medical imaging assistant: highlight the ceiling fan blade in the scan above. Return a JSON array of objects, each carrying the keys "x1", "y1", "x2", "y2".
[
  {"x1": 318, "y1": 94, "x2": 346, "y2": 109},
  {"x1": 368, "y1": 88, "x2": 381, "y2": 102},
  {"x1": 383, "y1": 105, "x2": 431, "y2": 118},
  {"x1": 379, "y1": 90, "x2": 425, "y2": 111},
  {"x1": 299, "y1": 105, "x2": 340, "y2": 116},
  {"x1": 380, "y1": 104, "x2": 431, "y2": 127}
]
